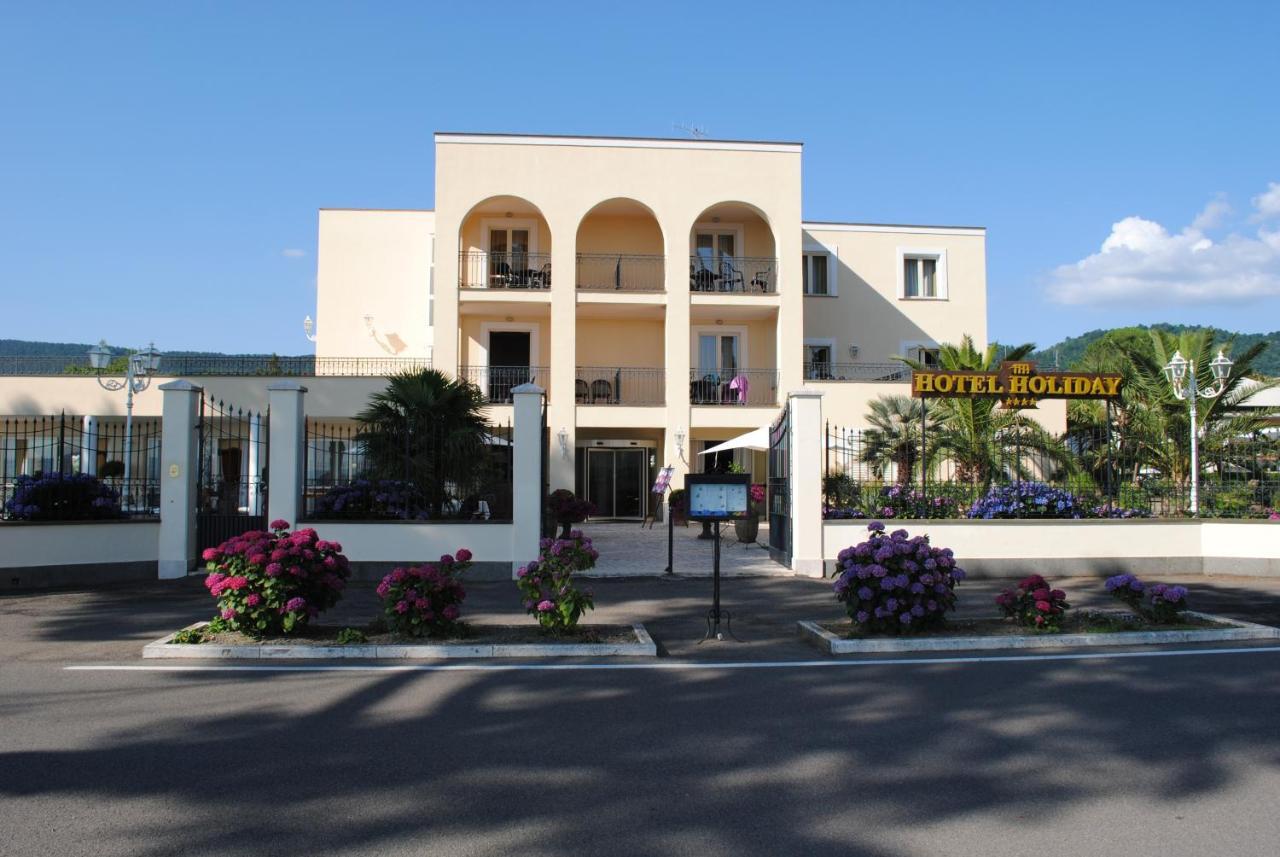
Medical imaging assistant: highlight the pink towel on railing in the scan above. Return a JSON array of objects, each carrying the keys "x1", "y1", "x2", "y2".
[{"x1": 728, "y1": 374, "x2": 749, "y2": 404}]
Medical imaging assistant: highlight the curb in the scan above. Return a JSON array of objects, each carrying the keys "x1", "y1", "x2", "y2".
[
  {"x1": 144, "y1": 622, "x2": 658, "y2": 659},
  {"x1": 798, "y1": 611, "x2": 1280, "y2": 654}
]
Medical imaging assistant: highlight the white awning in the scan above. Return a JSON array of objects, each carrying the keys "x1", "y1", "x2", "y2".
[{"x1": 698, "y1": 426, "x2": 770, "y2": 455}]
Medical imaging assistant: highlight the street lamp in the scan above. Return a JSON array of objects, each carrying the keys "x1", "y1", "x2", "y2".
[
  {"x1": 88, "y1": 340, "x2": 161, "y2": 507},
  {"x1": 1163, "y1": 348, "x2": 1232, "y2": 516}
]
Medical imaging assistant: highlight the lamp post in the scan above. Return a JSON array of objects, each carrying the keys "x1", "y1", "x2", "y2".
[
  {"x1": 88, "y1": 340, "x2": 161, "y2": 507},
  {"x1": 1163, "y1": 348, "x2": 1232, "y2": 516}
]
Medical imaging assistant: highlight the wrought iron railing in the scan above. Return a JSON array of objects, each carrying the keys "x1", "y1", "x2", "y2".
[
  {"x1": 575, "y1": 367, "x2": 665, "y2": 405},
  {"x1": 688, "y1": 368, "x2": 779, "y2": 406},
  {"x1": 804, "y1": 362, "x2": 910, "y2": 382},
  {"x1": 302, "y1": 419, "x2": 513, "y2": 522},
  {"x1": 0, "y1": 355, "x2": 432, "y2": 377},
  {"x1": 576, "y1": 254, "x2": 665, "y2": 291},
  {"x1": 688, "y1": 255, "x2": 777, "y2": 294},
  {"x1": 458, "y1": 365, "x2": 550, "y2": 403},
  {"x1": 459, "y1": 251, "x2": 553, "y2": 290},
  {"x1": 1, "y1": 413, "x2": 161, "y2": 520}
]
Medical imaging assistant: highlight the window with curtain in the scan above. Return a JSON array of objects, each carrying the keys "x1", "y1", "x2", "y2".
[
  {"x1": 903, "y1": 256, "x2": 938, "y2": 298},
  {"x1": 803, "y1": 253, "x2": 829, "y2": 295}
]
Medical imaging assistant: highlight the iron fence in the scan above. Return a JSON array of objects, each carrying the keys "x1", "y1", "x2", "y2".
[
  {"x1": 576, "y1": 253, "x2": 665, "y2": 291},
  {"x1": 1, "y1": 413, "x2": 161, "y2": 520},
  {"x1": 688, "y1": 255, "x2": 777, "y2": 294},
  {"x1": 824, "y1": 421, "x2": 1280, "y2": 518},
  {"x1": 0, "y1": 355, "x2": 432, "y2": 377},
  {"x1": 302, "y1": 419, "x2": 514, "y2": 522},
  {"x1": 459, "y1": 251, "x2": 553, "y2": 289},
  {"x1": 458, "y1": 365, "x2": 550, "y2": 403},
  {"x1": 689, "y1": 368, "x2": 779, "y2": 406},
  {"x1": 804, "y1": 362, "x2": 910, "y2": 382},
  {"x1": 575, "y1": 367, "x2": 665, "y2": 405}
]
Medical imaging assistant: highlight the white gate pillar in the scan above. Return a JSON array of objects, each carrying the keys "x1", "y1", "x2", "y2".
[
  {"x1": 158, "y1": 381, "x2": 202, "y2": 579},
  {"x1": 512, "y1": 383, "x2": 545, "y2": 576},
  {"x1": 81, "y1": 415, "x2": 97, "y2": 475},
  {"x1": 246, "y1": 411, "x2": 264, "y2": 516},
  {"x1": 267, "y1": 382, "x2": 307, "y2": 529},
  {"x1": 787, "y1": 389, "x2": 825, "y2": 577}
]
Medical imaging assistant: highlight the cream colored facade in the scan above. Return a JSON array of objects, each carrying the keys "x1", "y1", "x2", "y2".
[{"x1": 305, "y1": 131, "x2": 1000, "y2": 513}]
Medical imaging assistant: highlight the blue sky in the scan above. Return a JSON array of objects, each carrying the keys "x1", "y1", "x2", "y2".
[{"x1": 3, "y1": 1, "x2": 1278, "y2": 355}]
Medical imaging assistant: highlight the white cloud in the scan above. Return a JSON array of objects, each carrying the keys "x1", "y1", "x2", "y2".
[
  {"x1": 282, "y1": 248, "x2": 306, "y2": 258},
  {"x1": 1252, "y1": 182, "x2": 1280, "y2": 221},
  {"x1": 1046, "y1": 190, "x2": 1280, "y2": 306}
]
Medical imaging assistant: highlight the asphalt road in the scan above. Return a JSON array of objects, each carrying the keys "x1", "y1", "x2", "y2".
[{"x1": 5, "y1": 576, "x2": 1280, "y2": 856}]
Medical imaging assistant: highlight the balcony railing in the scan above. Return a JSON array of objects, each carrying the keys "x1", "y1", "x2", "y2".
[
  {"x1": 804, "y1": 362, "x2": 910, "y2": 382},
  {"x1": 576, "y1": 254, "x2": 665, "y2": 292},
  {"x1": 459, "y1": 365, "x2": 550, "y2": 403},
  {"x1": 688, "y1": 256, "x2": 777, "y2": 294},
  {"x1": 689, "y1": 368, "x2": 778, "y2": 406},
  {"x1": 575, "y1": 367, "x2": 665, "y2": 405},
  {"x1": 0, "y1": 355, "x2": 432, "y2": 377},
  {"x1": 459, "y1": 251, "x2": 553, "y2": 290}
]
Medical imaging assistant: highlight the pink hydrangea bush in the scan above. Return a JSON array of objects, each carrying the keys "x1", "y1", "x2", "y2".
[
  {"x1": 515, "y1": 531, "x2": 598, "y2": 632},
  {"x1": 996, "y1": 574, "x2": 1070, "y2": 632},
  {"x1": 201, "y1": 519, "x2": 350, "y2": 637},
  {"x1": 375, "y1": 549, "x2": 473, "y2": 637}
]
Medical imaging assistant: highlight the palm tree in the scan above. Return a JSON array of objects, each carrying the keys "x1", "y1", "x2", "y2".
[
  {"x1": 860, "y1": 395, "x2": 932, "y2": 485},
  {"x1": 356, "y1": 369, "x2": 491, "y2": 517},
  {"x1": 899, "y1": 335, "x2": 1076, "y2": 489}
]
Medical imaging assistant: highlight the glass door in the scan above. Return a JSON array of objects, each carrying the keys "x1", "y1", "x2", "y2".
[
  {"x1": 586, "y1": 449, "x2": 616, "y2": 518},
  {"x1": 584, "y1": 448, "x2": 648, "y2": 520}
]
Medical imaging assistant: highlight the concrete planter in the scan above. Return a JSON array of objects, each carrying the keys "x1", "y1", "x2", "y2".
[
  {"x1": 144, "y1": 622, "x2": 657, "y2": 659},
  {"x1": 798, "y1": 611, "x2": 1280, "y2": 654}
]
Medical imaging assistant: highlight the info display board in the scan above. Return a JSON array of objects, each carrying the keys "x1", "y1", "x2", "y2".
[{"x1": 685, "y1": 473, "x2": 751, "y2": 522}]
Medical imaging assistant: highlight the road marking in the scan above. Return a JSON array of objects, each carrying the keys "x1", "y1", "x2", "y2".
[{"x1": 64, "y1": 644, "x2": 1280, "y2": 675}]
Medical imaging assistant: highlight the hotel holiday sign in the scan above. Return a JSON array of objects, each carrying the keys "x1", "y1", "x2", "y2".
[{"x1": 911, "y1": 361, "x2": 1123, "y2": 409}]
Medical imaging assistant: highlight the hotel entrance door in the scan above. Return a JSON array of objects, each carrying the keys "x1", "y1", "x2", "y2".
[{"x1": 582, "y1": 446, "x2": 648, "y2": 520}]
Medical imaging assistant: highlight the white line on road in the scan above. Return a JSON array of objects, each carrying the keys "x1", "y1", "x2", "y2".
[{"x1": 64, "y1": 645, "x2": 1280, "y2": 675}]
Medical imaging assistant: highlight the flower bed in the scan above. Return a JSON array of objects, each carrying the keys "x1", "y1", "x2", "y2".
[{"x1": 4, "y1": 473, "x2": 123, "y2": 521}]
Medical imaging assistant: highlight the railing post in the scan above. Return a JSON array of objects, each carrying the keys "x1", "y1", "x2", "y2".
[
  {"x1": 788, "y1": 389, "x2": 825, "y2": 577},
  {"x1": 511, "y1": 383, "x2": 545, "y2": 576},
  {"x1": 267, "y1": 382, "x2": 307, "y2": 529},
  {"x1": 158, "y1": 380, "x2": 202, "y2": 579}
]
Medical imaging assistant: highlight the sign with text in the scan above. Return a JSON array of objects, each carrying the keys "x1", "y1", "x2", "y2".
[
  {"x1": 685, "y1": 473, "x2": 751, "y2": 521},
  {"x1": 652, "y1": 465, "x2": 674, "y2": 494},
  {"x1": 911, "y1": 361, "x2": 1122, "y2": 409}
]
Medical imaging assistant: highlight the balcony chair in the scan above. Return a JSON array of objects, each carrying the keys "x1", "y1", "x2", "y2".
[
  {"x1": 690, "y1": 374, "x2": 719, "y2": 404},
  {"x1": 728, "y1": 374, "x2": 750, "y2": 405},
  {"x1": 528, "y1": 261, "x2": 551, "y2": 289},
  {"x1": 719, "y1": 258, "x2": 746, "y2": 292},
  {"x1": 690, "y1": 261, "x2": 718, "y2": 292},
  {"x1": 489, "y1": 261, "x2": 515, "y2": 289},
  {"x1": 590, "y1": 379, "x2": 614, "y2": 404},
  {"x1": 749, "y1": 264, "x2": 773, "y2": 293},
  {"x1": 576, "y1": 379, "x2": 591, "y2": 404}
]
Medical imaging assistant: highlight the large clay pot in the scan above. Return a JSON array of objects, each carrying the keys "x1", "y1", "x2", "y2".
[{"x1": 734, "y1": 515, "x2": 760, "y2": 544}]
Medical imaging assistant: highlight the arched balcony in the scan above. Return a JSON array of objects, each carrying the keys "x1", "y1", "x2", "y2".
[
  {"x1": 688, "y1": 202, "x2": 777, "y2": 294},
  {"x1": 457, "y1": 195, "x2": 553, "y2": 290},
  {"x1": 575, "y1": 198, "x2": 665, "y2": 292}
]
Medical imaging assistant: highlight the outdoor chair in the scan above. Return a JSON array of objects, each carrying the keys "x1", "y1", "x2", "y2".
[
  {"x1": 690, "y1": 261, "x2": 717, "y2": 291},
  {"x1": 489, "y1": 260, "x2": 514, "y2": 289},
  {"x1": 690, "y1": 375, "x2": 719, "y2": 404},
  {"x1": 576, "y1": 379, "x2": 591, "y2": 403},
  {"x1": 590, "y1": 378, "x2": 614, "y2": 403},
  {"x1": 529, "y1": 262, "x2": 551, "y2": 289},
  {"x1": 719, "y1": 258, "x2": 746, "y2": 292},
  {"x1": 749, "y1": 264, "x2": 773, "y2": 293}
]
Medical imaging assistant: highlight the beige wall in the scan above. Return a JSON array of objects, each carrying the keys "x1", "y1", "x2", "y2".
[
  {"x1": 1, "y1": 521, "x2": 160, "y2": 569},
  {"x1": 800, "y1": 225, "x2": 987, "y2": 367},
  {"x1": 576, "y1": 213, "x2": 663, "y2": 256},
  {"x1": 316, "y1": 209, "x2": 435, "y2": 362},
  {"x1": 458, "y1": 314, "x2": 553, "y2": 368},
  {"x1": 576, "y1": 319, "x2": 665, "y2": 367}
]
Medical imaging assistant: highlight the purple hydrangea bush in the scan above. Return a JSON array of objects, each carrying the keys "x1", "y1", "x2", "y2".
[
  {"x1": 4, "y1": 473, "x2": 123, "y2": 521},
  {"x1": 823, "y1": 485, "x2": 957, "y2": 520},
  {"x1": 1104, "y1": 574, "x2": 1190, "y2": 624},
  {"x1": 311, "y1": 479, "x2": 429, "y2": 520},
  {"x1": 995, "y1": 574, "x2": 1070, "y2": 632},
  {"x1": 968, "y1": 483, "x2": 1085, "y2": 519},
  {"x1": 376, "y1": 549, "x2": 472, "y2": 637},
  {"x1": 201, "y1": 520, "x2": 350, "y2": 637},
  {"x1": 515, "y1": 531, "x2": 598, "y2": 633},
  {"x1": 832, "y1": 522, "x2": 966, "y2": 635}
]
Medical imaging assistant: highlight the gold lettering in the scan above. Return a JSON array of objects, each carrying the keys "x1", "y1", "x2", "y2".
[
  {"x1": 914, "y1": 373, "x2": 935, "y2": 395},
  {"x1": 1089, "y1": 377, "x2": 1106, "y2": 397},
  {"x1": 1028, "y1": 376, "x2": 1048, "y2": 395},
  {"x1": 934, "y1": 374, "x2": 955, "y2": 394},
  {"x1": 1008, "y1": 375, "x2": 1029, "y2": 395},
  {"x1": 1103, "y1": 378, "x2": 1122, "y2": 397}
]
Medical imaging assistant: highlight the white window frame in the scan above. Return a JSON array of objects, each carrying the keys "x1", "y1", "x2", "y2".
[
  {"x1": 477, "y1": 321, "x2": 541, "y2": 400},
  {"x1": 900, "y1": 339, "x2": 941, "y2": 367},
  {"x1": 801, "y1": 244, "x2": 838, "y2": 296},
  {"x1": 690, "y1": 325, "x2": 750, "y2": 373},
  {"x1": 692, "y1": 223, "x2": 746, "y2": 260},
  {"x1": 897, "y1": 247, "x2": 948, "y2": 300},
  {"x1": 480, "y1": 218, "x2": 540, "y2": 256},
  {"x1": 803, "y1": 337, "x2": 837, "y2": 380}
]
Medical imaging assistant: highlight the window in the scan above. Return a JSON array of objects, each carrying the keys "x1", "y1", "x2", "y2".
[
  {"x1": 804, "y1": 343, "x2": 834, "y2": 379},
  {"x1": 803, "y1": 253, "x2": 829, "y2": 295},
  {"x1": 903, "y1": 256, "x2": 937, "y2": 298},
  {"x1": 697, "y1": 333, "x2": 740, "y2": 377},
  {"x1": 907, "y1": 346, "x2": 940, "y2": 367}
]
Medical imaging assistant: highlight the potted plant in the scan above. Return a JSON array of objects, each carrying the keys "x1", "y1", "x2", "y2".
[
  {"x1": 734, "y1": 483, "x2": 767, "y2": 543},
  {"x1": 668, "y1": 488, "x2": 688, "y2": 527},
  {"x1": 547, "y1": 489, "x2": 595, "y2": 537}
]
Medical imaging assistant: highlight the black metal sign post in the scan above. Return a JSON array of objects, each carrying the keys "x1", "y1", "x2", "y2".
[
  {"x1": 685, "y1": 473, "x2": 750, "y2": 643},
  {"x1": 666, "y1": 506, "x2": 674, "y2": 575}
]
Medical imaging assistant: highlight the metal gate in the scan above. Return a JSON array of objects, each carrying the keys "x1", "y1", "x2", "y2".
[
  {"x1": 767, "y1": 406, "x2": 791, "y2": 566},
  {"x1": 196, "y1": 395, "x2": 268, "y2": 552}
]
